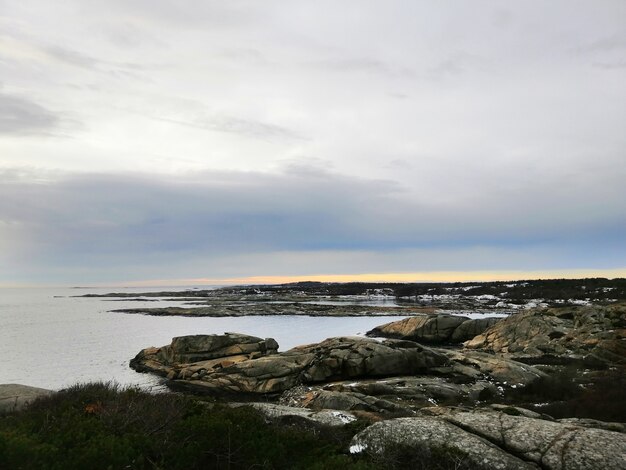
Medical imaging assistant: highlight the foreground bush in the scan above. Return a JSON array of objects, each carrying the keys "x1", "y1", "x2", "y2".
[{"x1": 0, "y1": 382, "x2": 375, "y2": 470}]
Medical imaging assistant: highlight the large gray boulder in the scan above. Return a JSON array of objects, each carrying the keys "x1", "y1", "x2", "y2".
[
  {"x1": 465, "y1": 303, "x2": 626, "y2": 366},
  {"x1": 367, "y1": 314, "x2": 468, "y2": 343},
  {"x1": 433, "y1": 407, "x2": 626, "y2": 470},
  {"x1": 0, "y1": 384, "x2": 53, "y2": 413},
  {"x1": 367, "y1": 314, "x2": 501, "y2": 344},
  {"x1": 351, "y1": 416, "x2": 536, "y2": 469},
  {"x1": 352, "y1": 408, "x2": 626, "y2": 470}
]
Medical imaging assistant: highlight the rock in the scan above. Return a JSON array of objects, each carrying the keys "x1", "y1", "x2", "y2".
[
  {"x1": 0, "y1": 384, "x2": 53, "y2": 413},
  {"x1": 352, "y1": 408, "x2": 626, "y2": 470},
  {"x1": 281, "y1": 377, "x2": 500, "y2": 413},
  {"x1": 557, "y1": 418, "x2": 625, "y2": 433},
  {"x1": 439, "y1": 349, "x2": 547, "y2": 386},
  {"x1": 129, "y1": 333, "x2": 279, "y2": 377},
  {"x1": 132, "y1": 334, "x2": 450, "y2": 395},
  {"x1": 440, "y1": 408, "x2": 626, "y2": 470},
  {"x1": 132, "y1": 333, "x2": 547, "y2": 405},
  {"x1": 287, "y1": 389, "x2": 410, "y2": 414},
  {"x1": 451, "y1": 317, "x2": 502, "y2": 343},
  {"x1": 350, "y1": 416, "x2": 537, "y2": 469},
  {"x1": 465, "y1": 303, "x2": 626, "y2": 367},
  {"x1": 233, "y1": 403, "x2": 358, "y2": 428},
  {"x1": 367, "y1": 314, "x2": 502, "y2": 344},
  {"x1": 367, "y1": 314, "x2": 468, "y2": 343}
]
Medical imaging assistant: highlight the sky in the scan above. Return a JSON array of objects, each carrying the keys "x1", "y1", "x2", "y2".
[{"x1": 1, "y1": 1, "x2": 625, "y2": 286}]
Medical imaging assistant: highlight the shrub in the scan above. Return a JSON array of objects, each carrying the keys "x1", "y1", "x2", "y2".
[{"x1": 0, "y1": 382, "x2": 375, "y2": 470}]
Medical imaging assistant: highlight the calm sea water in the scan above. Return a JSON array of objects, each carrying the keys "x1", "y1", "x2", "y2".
[{"x1": 0, "y1": 287, "x2": 411, "y2": 391}]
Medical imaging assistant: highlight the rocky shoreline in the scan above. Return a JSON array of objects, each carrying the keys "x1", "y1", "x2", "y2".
[
  {"x1": 125, "y1": 301, "x2": 626, "y2": 469},
  {"x1": 5, "y1": 297, "x2": 624, "y2": 469},
  {"x1": 79, "y1": 278, "x2": 626, "y2": 318},
  {"x1": 111, "y1": 303, "x2": 437, "y2": 317}
]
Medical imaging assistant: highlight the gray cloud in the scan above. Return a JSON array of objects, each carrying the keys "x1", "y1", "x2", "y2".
[
  {"x1": 151, "y1": 113, "x2": 304, "y2": 141},
  {"x1": 0, "y1": 91, "x2": 58, "y2": 135},
  {"x1": 0, "y1": 1, "x2": 624, "y2": 283},
  {"x1": 42, "y1": 44, "x2": 99, "y2": 69},
  {"x1": 0, "y1": 167, "x2": 623, "y2": 283}
]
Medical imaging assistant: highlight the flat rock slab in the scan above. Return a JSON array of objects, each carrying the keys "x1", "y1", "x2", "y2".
[
  {"x1": 235, "y1": 403, "x2": 358, "y2": 427},
  {"x1": 352, "y1": 408, "x2": 626, "y2": 470},
  {"x1": 351, "y1": 416, "x2": 537, "y2": 469},
  {"x1": 0, "y1": 384, "x2": 53, "y2": 413}
]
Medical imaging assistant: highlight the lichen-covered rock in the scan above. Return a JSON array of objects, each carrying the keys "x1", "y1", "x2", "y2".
[
  {"x1": 451, "y1": 317, "x2": 502, "y2": 342},
  {"x1": 233, "y1": 403, "x2": 358, "y2": 427},
  {"x1": 129, "y1": 333, "x2": 279, "y2": 377},
  {"x1": 352, "y1": 409, "x2": 626, "y2": 470},
  {"x1": 286, "y1": 389, "x2": 409, "y2": 414},
  {"x1": 367, "y1": 314, "x2": 468, "y2": 343},
  {"x1": 465, "y1": 303, "x2": 626, "y2": 366},
  {"x1": 165, "y1": 336, "x2": 448, "y2": 395},
  {"x1": 367, "y1": 314, "x2": 502, "y2": 344},
  {"x1": 131, "y1": 335, "x2": 450, "y2": 395},
  {"x1": 440, "y1": 408, "x2": 626, "y2": 470},
  {"x1": 280, "y1": 377, "x2": 499, "y2": 413},
  {"x1": 439, "y1": 349, "x2": 547, "y2": 385},
  {"x1": 350, "y1": 416, "x2": 536, "y2": 469},
  {"x1": 132, "y1": 333, "x2": 546, "y2": 399}
]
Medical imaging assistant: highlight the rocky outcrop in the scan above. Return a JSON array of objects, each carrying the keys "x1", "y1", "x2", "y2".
[
  {"x1": 276, "y1": 352, "x2": 546, "y2": 415},
  {"x1": 438, "y1": 349, "x2": 546, "y2": 386},
  {"x1": 0, "y1": 384, "x2": 53, "y2": 413},
  {"x1": 352, "y1": 407, "x2": 626, "y2": 470},
  {"x1": 367, "y1": 314, "x2": 501, "y2": 344},
  {"x1": 132, "y1": 335, "x2": 450, "y2": 395},
  {"x1": 451, "y1": 317, "x2": 502, "y2": 342},
  {"x1": 465, "y1": 303, "x2": 626, "y2": 366},
  {"x1": 131, "y1": 333, "x2": 546, "y2": 411},
  {"x1": 113, "y1": 303, "x2": 429, "y2": 317},
  {"x1": 232, "y1": 403, "x2": 358, "y2": 428},
  {"x1": 351, "y1": 416, "x2": 536, "y2": 469},
  {"x1": 129, "y1": 333, "x2": 279, "y2": 379},
  {"x1": 280, "y1": 387, "x2": 410, "y2": 414}
]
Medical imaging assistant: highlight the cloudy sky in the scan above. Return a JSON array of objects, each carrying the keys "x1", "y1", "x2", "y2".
[{"x1": 1, "y1": 1, "x2": 625, "y2": 286}]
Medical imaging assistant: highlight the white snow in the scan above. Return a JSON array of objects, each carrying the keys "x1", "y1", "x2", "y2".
[
  {"x1": 349, "y1": 443, "x2": 366, "y2": 454},
  {"x1": 331, "y1": 411, "x2": 357, "y2": 424}
]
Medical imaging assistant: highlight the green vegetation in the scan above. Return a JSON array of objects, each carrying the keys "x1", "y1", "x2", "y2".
[
  {"x1": 0, "y1": 383, "x2": 375, "y2": 470},
  {"x1": 0, "y1": 383, "x2": 470, "y2": 470}
]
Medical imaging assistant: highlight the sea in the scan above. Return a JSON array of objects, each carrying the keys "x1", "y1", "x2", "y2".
[{"x1": 0, "y1": 286, "x2": 410, "y2": 391}]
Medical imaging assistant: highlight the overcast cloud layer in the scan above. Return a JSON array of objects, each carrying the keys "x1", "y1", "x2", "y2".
[{"x1": 0, "y1": 1, "x2": 624, "y2": 284}]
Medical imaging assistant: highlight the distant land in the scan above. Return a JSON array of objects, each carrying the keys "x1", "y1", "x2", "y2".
[{"x1": 80, "y1": 277, "x2": 626, "y2": 318}]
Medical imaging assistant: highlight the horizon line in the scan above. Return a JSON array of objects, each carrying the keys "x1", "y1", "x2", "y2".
[{"x1": 2, "y1": 268, "x2": 625, "y2": 288}]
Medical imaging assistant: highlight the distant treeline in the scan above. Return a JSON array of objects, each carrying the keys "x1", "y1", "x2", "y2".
[
  {"x1": 249, "y1": 278, "x2": 626, "y2": 302},
  {"x1": 83, "y1": 278, "x2": 626, "y2": 304}
]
